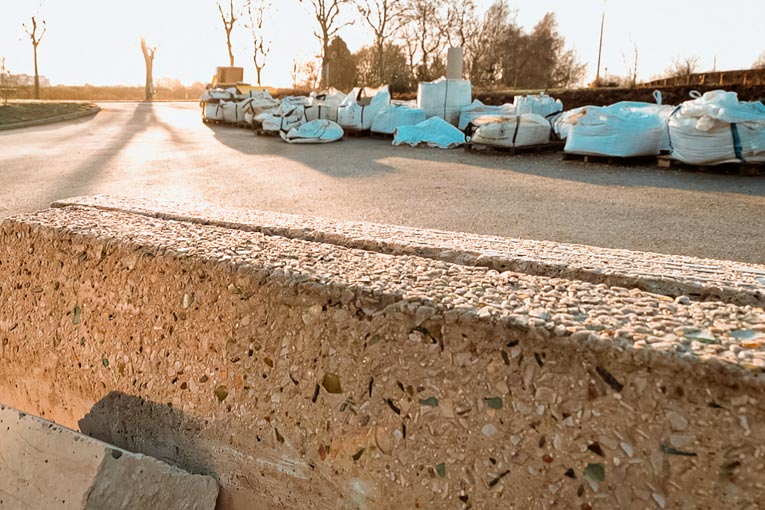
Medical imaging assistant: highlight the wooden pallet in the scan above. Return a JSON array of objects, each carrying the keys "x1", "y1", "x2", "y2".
[
  {"x1": 202, "y1": 119, "x2": 251, "y2": 129},
  {"x1": 657, "y1": 155, "x2": 765, "y2": 175},
  {"x1": 561, "y1": 152, "x2": 657, "y2": 166},
  {"x1": 465, "y1": 140, "x2": 564, "y2": 155},
  {"x1": 343, "y1": 128, "x2": 371, "y2": 138}
]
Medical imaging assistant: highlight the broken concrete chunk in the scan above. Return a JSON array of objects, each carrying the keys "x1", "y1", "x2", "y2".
[{"x1": 0, "y1": 403, "x2": 218, "y2": 510}]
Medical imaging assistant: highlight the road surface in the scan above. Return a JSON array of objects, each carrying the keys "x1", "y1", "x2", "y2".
[{"x1": 1, "y1": 102, "x2": 763, "y2": 263}]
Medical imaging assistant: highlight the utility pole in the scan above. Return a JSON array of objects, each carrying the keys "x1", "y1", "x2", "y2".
[{"x1": 595, "y1": 0, "x2": 606, "y2": 86}]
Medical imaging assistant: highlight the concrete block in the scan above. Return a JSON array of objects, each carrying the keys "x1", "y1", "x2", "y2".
[
  {"x1": 0, "y1": 403, "x2": 218, "y2": 509},
  {"x1": 0, "y1": 199, "x2": 764, "y2": 509}
]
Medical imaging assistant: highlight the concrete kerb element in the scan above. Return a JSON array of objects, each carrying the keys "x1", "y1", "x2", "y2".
[
  {"x1": 1, "y1": 201, "x2": 765, "y2": 509},
  {"x1": 0, "y1": 104, "x2": 100, "y2": 131},
  {"x1": 53, "y1": 195, "x2": 765, "y2": 307},
  {"x1": 0, "y1": 403, "x2": 218, "y2": 509}
]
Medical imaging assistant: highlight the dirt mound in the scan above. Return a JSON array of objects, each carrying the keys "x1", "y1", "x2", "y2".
[{"x1": 475, "y1": 84, "x2": 765, "y2": 110}]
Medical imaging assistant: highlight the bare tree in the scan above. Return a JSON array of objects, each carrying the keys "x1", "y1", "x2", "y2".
[
  {"x1": 290, "y1": 59, "x2": 300, "y2": 88},
  {"x1": 217, "y1": 0, "x2": 242, "y2": 66},
  {"x1": 400, "y1": 24, "x2": 419, "y2": 80},
  {"x1": 22, "y1": 15, "x2": 46, "y2": 100},
  {"x1": 621, "y1": 42, "x2": 638, "y2": 88},
  {"x1": 298, "y1": 60, "x2": 321, "y2": 89},
  {"x1": 246, "y1": 0, "x2": 271, "y2": 85},
  {"x1": 0, "y1": 57, "x2": 19, "y2": 105},
  {"x1": 668, "y1": 55, "x2": 700, "y2": 84},
  {"x1": 552, "y1": 48, "x2": 587, "y2": 89},
  {"x1": 445, "y1": 0, "x2": 480, "y2": 62},
  {"x1": 399, "y1": 0, "x2": 447, "y2": 81},
  {"x1": 300, "y1": 0, "x2": 354, "y2": 87},
  {"x1": 753, "y1": 50, "x2": 765, "y2": 69},
  {"x1": 140, "y1": 37, "x2": 157, "y2": 101},
  {"x1": 355, "y1": 0, "x2": 401, "y2": 84},
  {"x1": 469, "y1": 0, "x2": 518, "y2": 86}
]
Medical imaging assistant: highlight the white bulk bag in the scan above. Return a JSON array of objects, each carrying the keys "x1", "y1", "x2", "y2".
[
  {"x1": 246, "y1": 105, "x2": 279, "y2": 126},
  {"x1": 205, "y1": 88, "x2": 235, "y2": 101},
  {"x1": 393, "y1": 117, "x2": 465, "y2": 149},
  {"x1": 305, "y1": 104, "x2": 340, "y2": 122},
  {"x1": 305, "y1": 88, "x2": 346, "y2": 122},
  {"x1": 280, "y1": 120, "x2": 344, "y2": 144},
  {"x1": 203, "y1": 102, "x2": 225, "y2": 122},
  {"x1": 236, "y1": 100, "x2": 252, "y2": 124},
  {"x1": 458, "y1": 100, "x2": 515, "y2": 130},
  {"x1": 221, "y1": 100, "x2": 241, "y2": 124},
  {"x1": 417, "y1": 77, "x2": 472, "y2": 126},
  {"x1": 606, "y1": 99, "x2": 674, "y2": 152},
  {"x1": 281, "y1": 96, "x2": 313, "y2": 109},
  {"x1": 259, "y1": 105, "x2": 306, "y2": 133},
  {"x1": 469, "y1": 114, "x2": 551, "y2": 147},
  {"x1": 226, "y1": 87, "x2": 246, "y2": 101},
  {"x1": 235, "y1": 99, "x2": 256, "y2": 125},
  {"x1": 564, "y1": 102, "x2": 666, "y2": 157},
  {"x1": 668, "y1": 90, "x2": 765, "y2": 165},
  {"x1": 246, "y1": 90, "x2": 280, "y2": 112},
  {"x1": 371, "y1": 105, "x2": 427, "y2": 134},
  {"x1": 337, "y1": 85, "x2": 391, "y2": 130},
  {"x1": 242, "y1": 92, "x2": 280, "y2": 126},
  {"x1": 550, "y1": 107, "x2": 586, "y2": 140},
  {"x1": 513, "y1": 94, "x2": 563, "y2": 117}
]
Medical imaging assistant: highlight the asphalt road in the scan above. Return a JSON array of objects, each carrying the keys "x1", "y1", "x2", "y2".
[{"x1": 1, "y1": 102, "x2": 763, "y2": 263}]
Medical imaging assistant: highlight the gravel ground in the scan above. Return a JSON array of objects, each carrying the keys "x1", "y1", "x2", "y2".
[{"x1": 0, "y1": 101, "x2": 763, "y2": 263}]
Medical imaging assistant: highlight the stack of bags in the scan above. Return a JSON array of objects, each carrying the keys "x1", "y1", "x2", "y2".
[
  {"x1": 418, "y1": 77, "x2": 472, "y2": 126},
  {"x1": 337, "y1": 86, "x2": 391, "y2": 131},
  {"x1": 513, "y1": 94, "x2": 563, "y2": 118},
  {"x1": 305, "y1": 88, "x2": 347, "y2": 123},
  {"x1": 458, "y1": 100, "x2": 515, "y2": 131}
]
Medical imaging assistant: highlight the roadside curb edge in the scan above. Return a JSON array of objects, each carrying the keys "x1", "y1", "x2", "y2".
[{"x1": 0, "y1": 104, "x2": 101, "y2": 131}]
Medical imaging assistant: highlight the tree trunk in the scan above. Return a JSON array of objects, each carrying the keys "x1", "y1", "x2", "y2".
[
  {"x1": 227, "y1": 32, "x2": 235, "y2": 66},
  {"x1": 322, "y1": 38, "x2": 330, "y2": 88},
  {"x1": 141, "y1": 39, "x2": 155, "y2": 101},
  {"x1": 145, "y1": 60, "x2": 153, "y2": 101},
  {"x1": 376, "y1": 40, "x2": 385, "y2": 85},
  {"x1": 255, "y1": 64, "x2": 262, "y2": 87},
  {"x1": 33, "y1": 44, "x2": 40, "y2": 100}
]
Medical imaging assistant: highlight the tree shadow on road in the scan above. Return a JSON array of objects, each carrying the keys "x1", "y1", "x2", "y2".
[
  {"x1": 206, "y1": 122, "x2": 765, "y2": 196},
  {"x1": 205, "y1": 123, "x2": 398, "y2": 178},
  {"x1": 37, "y1": 103, "x2": 155, "y2": 206}
]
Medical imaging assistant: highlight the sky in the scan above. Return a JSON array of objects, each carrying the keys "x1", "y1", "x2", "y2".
[{"x1": 1, "y1": 0, "x2": 763, "y2": 88}]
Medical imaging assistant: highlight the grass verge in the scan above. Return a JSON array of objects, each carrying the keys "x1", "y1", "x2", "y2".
[{"x1": 0, "y1": 102, "x2": 97, "y2": 126}]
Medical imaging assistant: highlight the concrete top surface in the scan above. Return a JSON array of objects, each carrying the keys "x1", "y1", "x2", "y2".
[
  {"x1": 53, "y1": 195, "x2": 765, "y2": 307},
  {"x1": 7, "y1": 200, "x2": 765, "y2": 387}
]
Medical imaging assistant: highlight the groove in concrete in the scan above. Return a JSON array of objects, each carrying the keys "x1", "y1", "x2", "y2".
[{"x1": 52, "y1": 195, "x2": 765, "y2": 307}]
